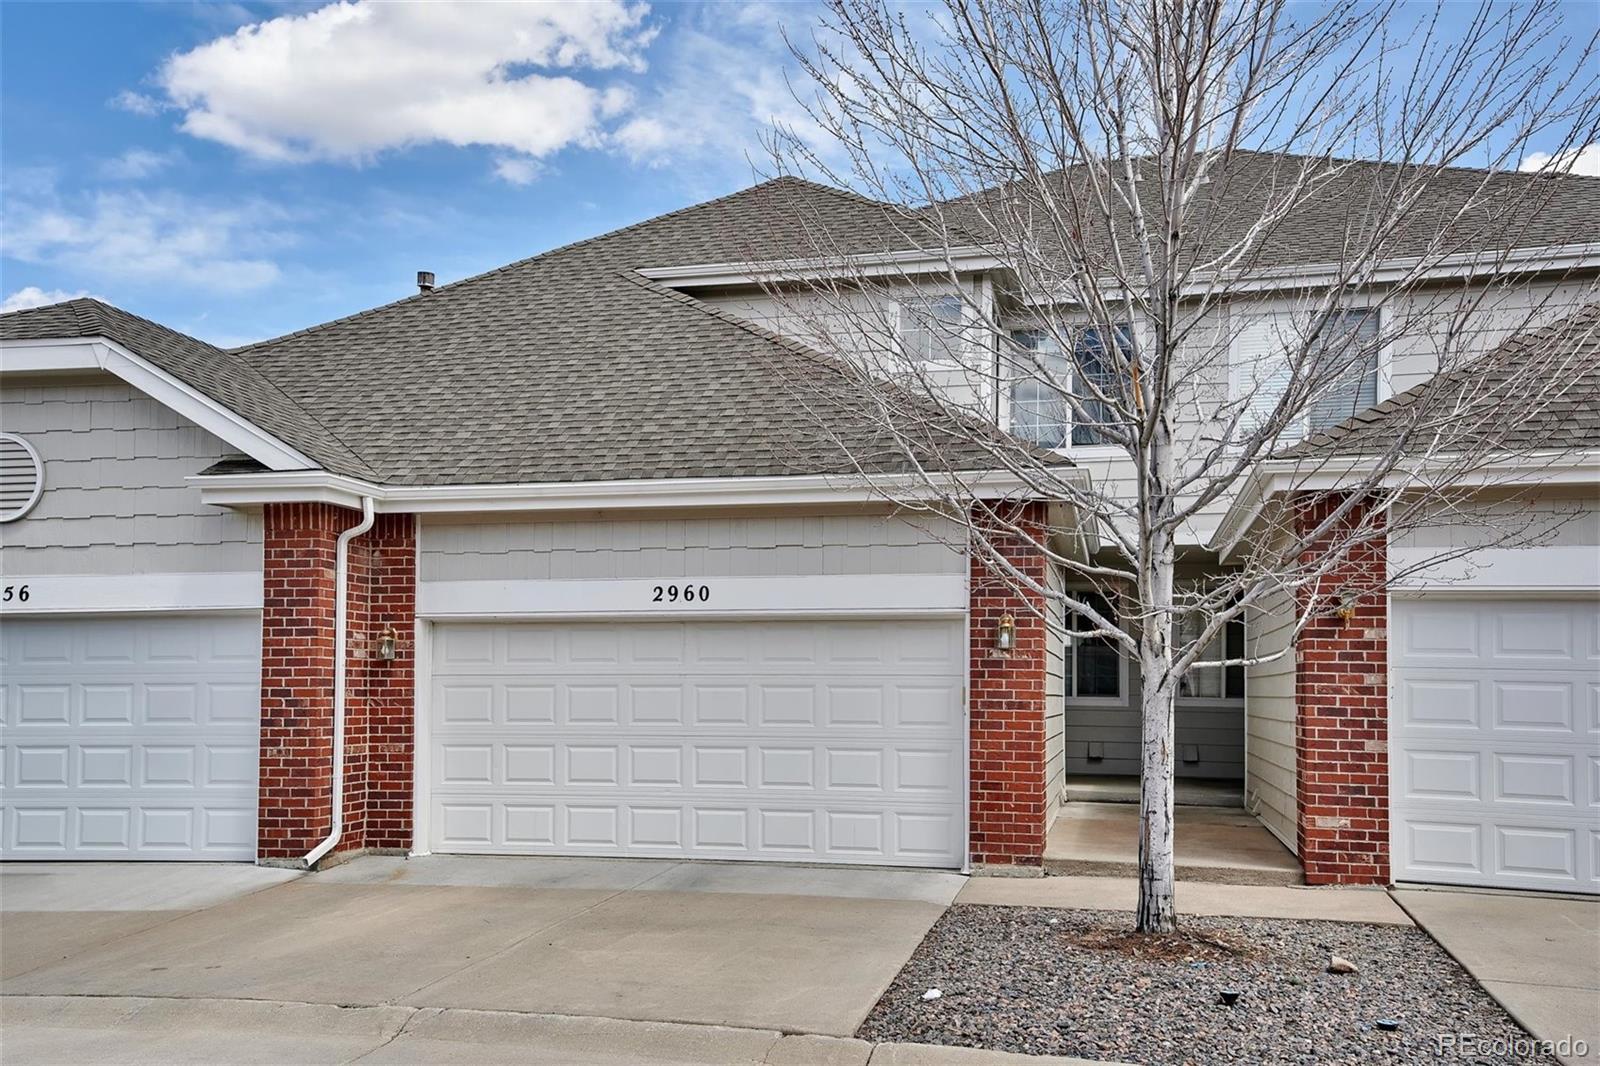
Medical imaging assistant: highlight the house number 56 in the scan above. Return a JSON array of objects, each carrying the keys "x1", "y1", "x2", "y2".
[
  {"x1": 652, "y1": 584, "x2": 710, "y2": 603},
  {"x1": 1, "y1": 585, "x2": 30, "y2": 602}
]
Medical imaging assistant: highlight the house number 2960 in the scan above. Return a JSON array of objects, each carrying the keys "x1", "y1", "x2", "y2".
[{"x1": 652, "y1": 584, "x2": 710, "y2": 603}]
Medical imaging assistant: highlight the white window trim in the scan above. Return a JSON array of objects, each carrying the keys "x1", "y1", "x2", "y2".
[{"x1": 1227, "y1": 306, "x2": 1385, "y2": 443}]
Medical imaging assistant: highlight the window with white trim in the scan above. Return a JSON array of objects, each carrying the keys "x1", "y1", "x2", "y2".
[
  {"x1": 1066, "y1": 591, "x2": 1123, "y2": 700},
  {"x1": 1010, "y1": 324, "x2": 1133, "y2": 447},
  {"x1": 1176, "y1": 612, "x2": 1245, "y2": 700},
  {"x1": 1230, "y1": 309, "x2": 1379, "y2": 440},
  {"x1": 897, "y1": 295, "x2": 966, "y2": 363}
]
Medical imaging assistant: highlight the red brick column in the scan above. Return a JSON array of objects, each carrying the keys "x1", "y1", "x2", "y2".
[
  {"x1": 347, "y1": 514, "x2": 417, "y2": 851},
  {"x1": 1293, "y1": 494, "x2": 1389, "y2": 885},
  {"x1": 968, "y1": 501, "x2": 1050, "y2": 867},
  {"x1": 258, "y1": 503, "x2": 416, "y2": 864}
]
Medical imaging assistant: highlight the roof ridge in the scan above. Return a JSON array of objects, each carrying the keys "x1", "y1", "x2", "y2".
[{"x1": 231, "y1": 174, "x2": 897, "y2": 357}]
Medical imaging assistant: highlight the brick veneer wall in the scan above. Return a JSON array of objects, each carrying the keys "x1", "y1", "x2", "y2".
[
  {"x1": 968, "y1": 502, "x2": 1051, "y2": 867},
  {"x1": 1293, "y1": 494, "x2": 1389, "y2": 885},
  {"x1": 258, "y1": 503, "x2": 416, "y2": 864}
]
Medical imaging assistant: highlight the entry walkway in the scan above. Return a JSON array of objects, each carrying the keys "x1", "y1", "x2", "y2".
[{"x1": 1045, "y1": 801, "x2": 1303, "y2": 885}]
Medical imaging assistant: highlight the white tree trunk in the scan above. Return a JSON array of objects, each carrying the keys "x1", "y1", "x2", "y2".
[{"x1": 1137, "y1": 377, "x2": 1179, "y2": 934}]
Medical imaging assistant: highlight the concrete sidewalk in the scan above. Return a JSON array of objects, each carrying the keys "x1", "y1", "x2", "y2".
[
  {"x1": 958, "y1": 873, "x2": 1412, "y2": 924},
  {"x1": 1393, "y1": 888, "x2": 1599, "y2": 1066},
  {"x1": 0, "y1": 996, "x2": 1118, "y2": 1066}
]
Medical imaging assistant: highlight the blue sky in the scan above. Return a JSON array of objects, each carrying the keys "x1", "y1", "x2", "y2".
[
  {"x1": 2, "y1": 1, "x2": 1596, "y2": 348},
  {"x1": 0, "y1": 1, "x2": 815, "y2": 346}
]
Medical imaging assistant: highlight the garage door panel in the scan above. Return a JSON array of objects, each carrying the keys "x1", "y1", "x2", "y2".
[
  {"x1": 1, "y1": 616, "x2": 260, "y2": 861},
  {"x1": 1393, "y1": 598, "x2": 1598, "y2": 893},
  {"x1": 429, "y1": 619, "x2": 964, "y2": 867}
]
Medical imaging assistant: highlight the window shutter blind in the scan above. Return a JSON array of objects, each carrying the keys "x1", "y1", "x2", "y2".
[{"x1": 1230, "y1": 312, "x2": 1298, "y2": 441}]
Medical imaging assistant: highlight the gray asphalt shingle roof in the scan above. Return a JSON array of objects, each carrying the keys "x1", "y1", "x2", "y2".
[
  {"x1": 3, "y1": 157, "x2": 1596, "y2": 486},
  {"x1": 1286, "y1": 302, "x2": 1600, "y2": 459}
]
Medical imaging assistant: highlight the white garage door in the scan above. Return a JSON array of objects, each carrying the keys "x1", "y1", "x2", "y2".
[
  {"x1": 1, "y1": 615, "x2": 261, "y2": 860},
  {"x1": 1392, "y1": 597, "x2": 1598, "y2": 894},
  {"x1": 427, "y1": 618, "x2": 965, "y2": 867}
]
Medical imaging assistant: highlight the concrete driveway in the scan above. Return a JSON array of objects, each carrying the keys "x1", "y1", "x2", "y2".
[
  {"x1": 1393, "y1": 887, "x2": 1600, "y2": 1066},
  {"x1": 2, "y1": 855, "x2": 964, "y2": 1053}
]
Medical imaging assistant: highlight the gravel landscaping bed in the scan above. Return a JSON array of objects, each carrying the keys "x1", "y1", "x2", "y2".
[{"x1": 857, "y1": 905, "x2": 1555, "y2": 1064}]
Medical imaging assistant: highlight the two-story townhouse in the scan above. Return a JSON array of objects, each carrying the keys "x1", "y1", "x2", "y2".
[{"x1": 2, "y1": 154, "x2": 1595, "y2": 893}]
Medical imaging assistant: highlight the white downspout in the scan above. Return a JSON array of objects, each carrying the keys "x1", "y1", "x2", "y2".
[{"x1": 304, "y1": 496, "x2": 376, "y2": 869}]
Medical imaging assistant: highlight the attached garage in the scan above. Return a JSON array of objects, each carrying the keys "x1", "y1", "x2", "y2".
[
  {"x1": 423, "y1": 617, "x2": 966, "y2": 867},
  {"x1": 1391, "y1": 596, "x2": 1599, "y2": 894},
  {"x1": 0, "y1": 614, "x2": 261, "y2": 860}
]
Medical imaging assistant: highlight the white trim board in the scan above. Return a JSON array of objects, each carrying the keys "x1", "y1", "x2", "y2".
[
  {"x1": 418, "y1": 574, "x2": 967, "y2": 620},
  {"x1": 196, "y1": 467, "x2": 1091, "y2": 515},
  {"x1": 0, "y1": 572, "x2": 263, "y2": 615},
  {"x1": 0, "y1": 337, "x2": 315, "y2": 471},
  {"x1": 1389, "y1": 544, "x2": 1600, "y2": 593}
]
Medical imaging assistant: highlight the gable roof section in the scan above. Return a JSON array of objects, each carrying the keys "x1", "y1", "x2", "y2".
[
  {"x1": 1286, "y1": 302, "x2": 1600, "y2": 460},
  {"x1": 0, "y1": 298, "x2": 377, "y2": 478}
]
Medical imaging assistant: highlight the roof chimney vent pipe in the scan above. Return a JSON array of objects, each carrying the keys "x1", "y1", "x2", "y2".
[{"x1": 417, "y1": 270, "x2": 436, "y2": 293}]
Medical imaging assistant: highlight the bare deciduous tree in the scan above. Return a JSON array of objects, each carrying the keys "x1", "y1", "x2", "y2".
[{"x1": 739, "y1": 0, "x2": 1599, "y2": 931}]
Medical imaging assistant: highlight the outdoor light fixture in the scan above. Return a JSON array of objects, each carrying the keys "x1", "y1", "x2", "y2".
[
  {"x1": 995, "y1": 612, "x2": 1016, "y2": 652},
  {"x1": 1335, "y1": 591, "x2": 1360, "y2": 626},
  {"x1": 375, "y1": 625, "x2": 398, "y2": 661}
]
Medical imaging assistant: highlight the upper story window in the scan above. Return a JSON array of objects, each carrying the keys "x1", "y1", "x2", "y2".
[
  {"x1": 1232, "y1": 309, "x2": 1380, "y2": 440},
  {"x1": 1010, "y1": 324, "x2": 1134, "y2": 448},
  {"x1": 1067, "y1": 591, "x2": 1123, "y2": 700},
  {"x1": 897, "y1": 295, "x2": 965, "y2": 363}
]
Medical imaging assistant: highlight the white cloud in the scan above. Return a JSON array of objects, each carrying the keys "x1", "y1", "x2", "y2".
[
  {"x1": 99, "y1": 148, "x2": 181, "y2": 181},
  {"x1": 492, "y1": 157, "x2": 544, "y2": 186},
  {"x1": 0, "y1": 287, "x2": 103, "y2": 313},
  {"x1": 111, "y1": 90, "x2": 164, "y2": 117},
  {"x1": 3, "y1": 186, "x2": 290, "y2": 293},
  {"x1": 151, "y1": 0, "x2": 655, "y2": 174},
  {"x1": 1519, "y1": 143, "x2": 1600, "y2": 177}
]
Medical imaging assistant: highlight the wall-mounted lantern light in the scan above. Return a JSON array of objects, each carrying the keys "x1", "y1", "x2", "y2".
[
  {"x1": 375, "y1": 624, "x2": 398, "y2": 661},
  {"x1": 995, "y1": 612, "x2": 1016, "y2": 653},
  {"x1": 1335, "y1": 592, "x2": 1359, "y2": 627}
]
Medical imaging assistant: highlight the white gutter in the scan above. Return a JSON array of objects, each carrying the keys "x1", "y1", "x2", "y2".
[
  {"x1": 192, "y1": 467, "x2": 1092, "y2": 514},
  {"x1": 303, "y1": 495, "x2": 376, "y2": 870},
  {"x1": 637, "y1": 246, "x2": 1002, "y2": 287}
]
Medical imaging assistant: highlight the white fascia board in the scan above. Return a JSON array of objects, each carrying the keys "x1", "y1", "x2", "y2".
[
  {"x1": 638, "y1": 247, "x2": 1002, "y2": 288},
  {"x1": 1019, "y1": 242, "x2": 1600, "y2": 307},
  {"x1": 194, "y1": 467, "x2": 1089, "y2": 514},
  {"x1": 1211, "y1": 449, "x2": 1600, "y2": 559},
  {"x1": 1389, "y1": 544, "x2": 1600, "y2": 594},
  {"x1": 0, "y1": 336, "x2": 316, "y2": 471}
]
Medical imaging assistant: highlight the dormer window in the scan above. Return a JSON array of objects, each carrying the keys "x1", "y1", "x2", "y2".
[{"x1": 897, "y1": 295, "x2": 965, "y2": 363}]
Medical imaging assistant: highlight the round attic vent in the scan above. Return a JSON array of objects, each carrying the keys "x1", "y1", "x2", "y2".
[{"x1": 0, "y1": 433, "x2": 44, "y2": 523}]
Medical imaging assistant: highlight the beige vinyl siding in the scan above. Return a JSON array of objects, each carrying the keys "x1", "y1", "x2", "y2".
[
  {"x1": 1045, "y1": 562, "x2": 1067, "y2": 818},
  {"x1": 0, "y1": 375, "x2": 261, "y2": 576},
  {"x1": 419, "y1": 511, "x2": 967, "y2": 582},
  {"x1": 1244, "y1": 577, "x2": 1299, "y2": 853},
  {"x1": 1392, "y1": 487, "x2": 1600, "y2": 550}
]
